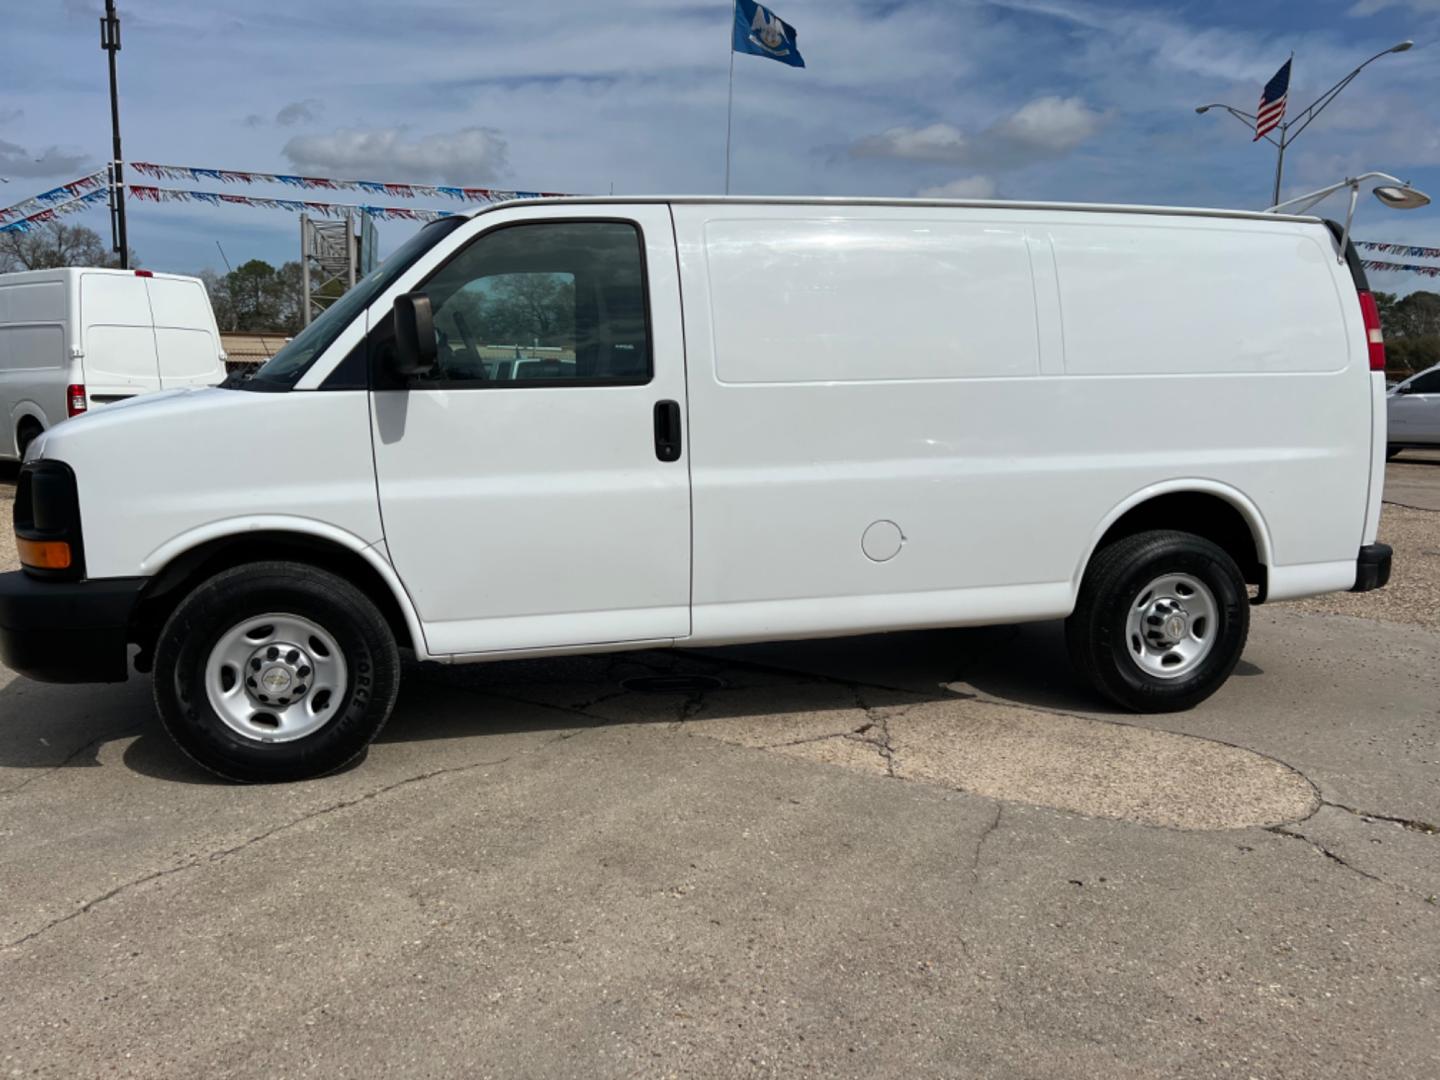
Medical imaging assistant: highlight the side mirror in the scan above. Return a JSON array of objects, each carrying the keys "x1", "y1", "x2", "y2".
[
  {"x1": 1396, "y1": 382, "x2": 1413, "y2": 394},
  {"x1": 392, "y1": 292, "x2": 437, "y2": 377}
]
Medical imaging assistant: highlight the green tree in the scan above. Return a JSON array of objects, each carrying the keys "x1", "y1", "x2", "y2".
[
  {"x1": 485, "y1": 273, "x2": 576, "y2": 346},
  {"x1": 1374, "y1": 290, "x2": 1440, "y2": 376},
  {"x1": 0, "y1": 221, "x2": 138, "y2": 272},
  {"x1": 1391, "y1": 290, "x2": 1440, "y2": 340},
  {"x1": 197, "y1": 258, "x2": 305, "y2": 335}
]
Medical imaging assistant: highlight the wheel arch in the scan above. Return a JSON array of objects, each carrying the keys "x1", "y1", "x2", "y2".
[
  {"x1": 1075, "y1": 481, "x2": 1274, "y2": 601},
  {"x1": 9, "y1": 403, "x2": 47, "y2": 458},
  {"x1": 131, "y1": 520, "x2": 427, "y2": 666}
]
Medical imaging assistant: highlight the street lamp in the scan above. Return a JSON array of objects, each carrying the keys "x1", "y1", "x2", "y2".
[
  {"x1": 1266, "y1": 171, "x2": 1430, "y2": 264},
  {"x1": 1197, "y1": 40, "x2": 1414, "y2": 206}
]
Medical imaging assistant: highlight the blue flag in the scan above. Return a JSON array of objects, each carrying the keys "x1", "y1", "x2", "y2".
[{"x1": 733, "y1": 0, "x2": 805, "y2": 68}]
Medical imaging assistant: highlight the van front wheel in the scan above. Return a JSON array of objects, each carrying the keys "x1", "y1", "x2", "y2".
[
  {"x1": 1066, "y1": 530, "x2": 1249, "y2": 713},
  {"x1": 153, "y1": 561, "x2": 401, "y2": 782}
]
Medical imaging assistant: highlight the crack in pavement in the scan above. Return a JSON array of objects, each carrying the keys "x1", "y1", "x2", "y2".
[
  {"x1": 1382, "y1": 499, "x2": 1439, "y2": 514},
  {"x1": 971, "y1": 804, "x2": 1004, "y2": 886},
  {"x1": 3, "y1": 730, "x2": 586, "y2": 952},
  {"x1": 1265, "y1": 825, "x2": 1392, "y2": 889},
  {"x1": 442, "y1": 648, "x2": 1437, "y2": 846},
  {"x1": 1321, "y1": 800, "x2": 1439, "y2": 835}
]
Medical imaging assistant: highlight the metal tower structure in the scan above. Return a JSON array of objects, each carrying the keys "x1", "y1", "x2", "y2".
[{"x1": 299, "y1": 212, "x2": 357, "y2": 326}]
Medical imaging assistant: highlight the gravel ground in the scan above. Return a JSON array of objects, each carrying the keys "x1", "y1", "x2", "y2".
[
  {"x1": 0, "y1": 476, "x2": 14, "y2": 572},
  {"x1": 1288, "y1": 502, "x2": 1440, "y2": 629}
]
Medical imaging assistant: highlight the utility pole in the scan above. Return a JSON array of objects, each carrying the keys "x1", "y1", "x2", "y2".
[{"x1": 100, "y1": 1, "x2": 128, "y2": 268}]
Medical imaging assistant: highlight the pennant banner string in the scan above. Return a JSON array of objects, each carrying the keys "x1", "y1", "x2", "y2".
[
  {"x1": 124, "y1": 184, "x2": 468, "y2": 222},
  {"x1": 0, "y1": 170, "x2": 109, "y2": 224},
  {"x1": 1356, "y1": 241, "x2": 1440, "y2": 261},
  {"x1": 128, "y1": 161, "x2": 567, "y2": 203},
  {"x1": 0, "y1": 187, "x2": 111, "y2": 234},
  {"x1": 1360, "y1": 258, "x2": 1440, "y2": 278}
]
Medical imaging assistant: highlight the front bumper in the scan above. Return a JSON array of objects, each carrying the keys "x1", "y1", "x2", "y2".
[
  {"x1": 0, "y1": 571, "x2": 144, "y2": 683},
  {"x1": 1351, "y1": 543, "x2": 1393, "y2": 593}
]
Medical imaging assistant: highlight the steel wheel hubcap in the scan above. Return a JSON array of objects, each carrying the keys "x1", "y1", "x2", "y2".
[
  {"x1": 1123, "y1": 573, "x2": 1218, "y2": 680},
  {"x1": 204, "y1": 613, "x2": 348, "y2": 743}
]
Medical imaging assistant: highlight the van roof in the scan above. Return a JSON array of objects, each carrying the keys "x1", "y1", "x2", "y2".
[
  {"x1": 0, "y1": 267, "x2": 204, "y2": 285},
  {"x1": 463, "y1": 195, "x2": 1322, "y2": 226}
]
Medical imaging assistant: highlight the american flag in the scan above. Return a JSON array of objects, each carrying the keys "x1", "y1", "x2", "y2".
[{"x1": 1255, "y1": 59, "x2": 1291, "y2": 141}]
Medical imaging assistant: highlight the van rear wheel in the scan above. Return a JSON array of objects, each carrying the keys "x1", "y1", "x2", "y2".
[
  {"x1": 153, "y1": 561, "x2": 401, "y2": 782},
  {"x1": 1066, "y1": 530, "x2": 1249, "y2": 713}
]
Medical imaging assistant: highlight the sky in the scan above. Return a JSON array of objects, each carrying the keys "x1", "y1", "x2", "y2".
[{"x1": 3, "y1": 0, "x2": 1440, "y2": 294}]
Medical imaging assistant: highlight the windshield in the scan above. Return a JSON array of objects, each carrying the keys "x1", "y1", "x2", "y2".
[{"x1": 244, "y1": 215, "x2": 468, "y2": 388}]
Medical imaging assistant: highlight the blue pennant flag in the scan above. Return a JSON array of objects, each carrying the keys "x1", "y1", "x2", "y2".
[{"x1": 733, "y1": 0, "x2": 805, "y2": 68}]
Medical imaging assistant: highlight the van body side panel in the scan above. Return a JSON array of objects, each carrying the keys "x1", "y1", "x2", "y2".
[
  {"x1": 675, "y1": 205, "x2": 1370, "y2": 641},
  {"x1": 1050, "y1": 224, "x2": 1349, "y2": 375},
  {"x1": 0, "y1": 276, "x2": 70, "y2": 459},
  {"x1": 676, "y1": 204, "x2": 1072, "y2": 641},
  {"x1": 1049, "y1": 217, "x2": 1370, "y2": 583},
  {"x1": 37, "y1": 389, "x2": 385, "y2": 581}
]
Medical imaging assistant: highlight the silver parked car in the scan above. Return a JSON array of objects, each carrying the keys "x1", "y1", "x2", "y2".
[{"x1": 1387, "y1": 363, "x2": 1440, "y2": 459}]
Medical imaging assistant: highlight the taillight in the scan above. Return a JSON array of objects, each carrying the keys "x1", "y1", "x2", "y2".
[
  {"x1": 66, "y1": 384, "x2": 87, "y2": 417},
  {"x1": 1357, "y1": 291, "x2": 1386, "y2": 372}
]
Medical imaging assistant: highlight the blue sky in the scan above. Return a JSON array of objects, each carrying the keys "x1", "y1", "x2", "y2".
[{"x1": 4, "y1": 0, "x2": 1440, "y2": 293}]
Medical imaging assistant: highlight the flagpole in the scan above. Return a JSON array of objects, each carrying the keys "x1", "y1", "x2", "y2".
[
  {"x1": 1270, "y1": 51, "x2": 1293, "y2": 208},
  {"x1": 724, "y1": 1, "x2": 737, "y2": 195}
]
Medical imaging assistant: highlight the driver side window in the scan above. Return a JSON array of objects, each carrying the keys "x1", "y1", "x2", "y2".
[{"x1": 417, "y1": 220, "x2": 650, "y2": 386}]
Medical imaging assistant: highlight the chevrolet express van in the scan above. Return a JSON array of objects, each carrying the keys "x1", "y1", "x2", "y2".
[
  {"x1": 0, "y1": 197, "x2": 1393, "y2": 782},
  {"x1": 0, "y1": 267, "x2": 227, "y2": 459}
]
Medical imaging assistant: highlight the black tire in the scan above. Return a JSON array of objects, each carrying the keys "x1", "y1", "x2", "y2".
[
  {"x1": 154, "y1": 561, "x2": 400, "y2": 782},
  {"x1": 1066, "y1": 530, "x2": 1249, "y2": 713},
  {"x1": 15, "y1": 421, "x2": 42, "y2": 459}
]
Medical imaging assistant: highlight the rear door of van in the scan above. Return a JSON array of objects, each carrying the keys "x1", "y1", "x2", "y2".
[
  {"x1": 146, "y1": 275, "x2": 226, "y2": 388},
  {"x1": 78, "y1": 271, "x2": 161, "y2": 402}
]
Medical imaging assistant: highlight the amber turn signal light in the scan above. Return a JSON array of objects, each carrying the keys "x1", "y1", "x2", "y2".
[{"x1": 17, "y1": 537, "x2": 72, "y2": 571}]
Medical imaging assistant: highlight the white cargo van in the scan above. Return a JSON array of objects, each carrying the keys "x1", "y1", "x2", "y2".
[
  {"x1": 0, "y1": 197, "x2": 1392, "y2": 782},
  {"x1": 0, "y1": 267, "x2": 226, "y2": 459}
]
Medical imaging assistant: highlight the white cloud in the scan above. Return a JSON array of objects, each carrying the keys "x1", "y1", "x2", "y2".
[
  {"x1": 275, "y1": 99, "x2": 322, "y2": 127},
  {"x1": 916, "y1": 175, "x2": 999, "y2": 199},
  {"x1": 991, "y1": 96, "x2": 1103, "y2": 153},
  {"x1": 282, "y1": 126, "x2": 510, "y2": 184},
  {"x1": 856, "y1": 123, "x2": 971, "y2": 162},
  {"x1": 851, "y1": 96, "x2": 1103, "y2": 169}
]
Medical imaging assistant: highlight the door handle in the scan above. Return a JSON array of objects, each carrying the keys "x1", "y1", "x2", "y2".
[{"x1": 653, "y1": 400, "x2": 682, "y2": 462}]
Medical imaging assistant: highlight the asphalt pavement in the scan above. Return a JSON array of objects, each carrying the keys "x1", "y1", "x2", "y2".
[{"x1": 0, "y1": 458, "x2": 1437, "y2": 1078}]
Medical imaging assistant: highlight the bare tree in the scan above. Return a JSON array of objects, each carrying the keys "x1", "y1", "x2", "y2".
[{"x1": 0, "y1": 221, "x2": 138, "y2": 272}]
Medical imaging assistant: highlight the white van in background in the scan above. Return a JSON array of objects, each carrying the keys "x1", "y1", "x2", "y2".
[
  {"x1": 0, "y1": 267, "x2": 227, "y2": 460},
  {"x1": 0, "y1": 197, "x2": 1393, "y2": 782}
]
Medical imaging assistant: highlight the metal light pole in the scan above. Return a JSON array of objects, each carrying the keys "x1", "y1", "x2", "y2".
[
  {"x1": 1196, "y1": 41, "x2": 1413, "y2": 207},
  {"x1": 100, "y1": 0, "x2": 128, "y2": 268}
]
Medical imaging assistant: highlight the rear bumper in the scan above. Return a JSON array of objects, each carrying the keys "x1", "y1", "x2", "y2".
[
  {"x1": 0, "y1": 571, "x2": 144, "y2": 683},
  {"x1": 1351, "y1": 543, "x2": 1393, "y2": 593}
]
